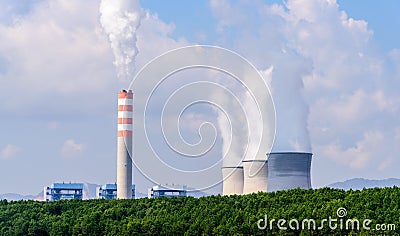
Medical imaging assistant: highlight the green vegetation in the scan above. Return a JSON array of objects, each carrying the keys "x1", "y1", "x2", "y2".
[{"x1": 0, "y1": 187, "x2": 399, "y2": 235}]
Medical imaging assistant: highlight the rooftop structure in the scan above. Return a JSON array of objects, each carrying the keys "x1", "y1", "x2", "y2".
[{"x1": 148, "y1": 185, "x2": 187, "y2": 198}]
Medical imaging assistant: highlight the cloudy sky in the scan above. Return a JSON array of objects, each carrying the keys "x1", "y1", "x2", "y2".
[{"x1": 0, "y1": 0, "x2": 399, "y2": 195}]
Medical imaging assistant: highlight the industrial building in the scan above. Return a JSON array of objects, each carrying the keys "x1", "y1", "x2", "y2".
[
  {"x1": 96, "y1": 184, "x2": 135, "y2": 200},
  {"x1": 267, "y1": 152, "x2": 313, "y2": 192},
  {"x1": 148, "y1": 185, "x2": 187, "y2": 198},
  {"x1": 44, "y1": 183, "x2": 83, "y2": 201},
  {"x1": 40, "y1": 90, "x2": 313, "y2": 200},
  {"x1": 117, "y1": 89, "x2": 134, "y2": 199}
]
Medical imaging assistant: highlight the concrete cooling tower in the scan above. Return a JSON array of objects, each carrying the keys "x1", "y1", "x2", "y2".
[
  {"x1": 117, "y1": 89, "x2": 133, "y2": 199},
  {"x1": 267, "y1": 152, "x2": 312, "y2": 192},
  {"x1": 242, "y1": 160, "x2": 268, "y2": 194},
  {"x1": 222, "y1": 167, "x2": 244, "y2": 195}
]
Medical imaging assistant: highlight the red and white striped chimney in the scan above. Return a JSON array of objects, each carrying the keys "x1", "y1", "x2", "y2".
[{"x1": 117, "y1": 89, "x2": 133, "y2": 199}]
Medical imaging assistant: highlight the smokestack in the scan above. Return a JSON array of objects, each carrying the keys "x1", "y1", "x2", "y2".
[
  {"x1": 117, "y1": 89, "x2": 133, "y2": 199},
  {"x1": 222, "y1": 167, "x2": 244, "y2": 195},
  {"x1": 242, "y1": 160, "x2": 268, "y2": 194},
  {"x1": 267, "y1": 152, "x2": 312, "y2": 192}
]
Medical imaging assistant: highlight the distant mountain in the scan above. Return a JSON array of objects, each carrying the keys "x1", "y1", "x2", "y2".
[
  {"x1": 0, "y1": 192, "x2": 42, "y2": 201},
  {"x1": 327, "y1": 178, "x2": 400, "y2": 190},
  {"x1": 0, "y1": 182, "x2": 101, "y2": 201}
]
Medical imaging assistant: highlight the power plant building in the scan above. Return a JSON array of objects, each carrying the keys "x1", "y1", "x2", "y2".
[
  {"x1": 117, "y1": 90, "x2": 134, "y2": 199},
  {"x1": 44, "y1": 183, "x2": 83, "y2": 201},
  {"x1": 148, "y1": 185, "x2": 187, "y2": 198},
  {"x1": 97, "y1": 184, "x2": 135, "y2": 200},
  {"x1": 267, "y1": 152, "x2": 312, "y2": 192}
]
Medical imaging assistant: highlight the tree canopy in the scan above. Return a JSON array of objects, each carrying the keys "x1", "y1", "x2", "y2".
[{"x1": 0, "y1": 187, "x2": 398, "y2": 235}]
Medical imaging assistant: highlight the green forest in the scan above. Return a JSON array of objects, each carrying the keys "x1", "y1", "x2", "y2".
[{"x1": 0, "y1": 187, "x2": 399, "y2": 235}]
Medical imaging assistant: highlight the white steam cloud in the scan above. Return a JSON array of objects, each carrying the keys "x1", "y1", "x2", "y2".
[
  {"x1": 270, "y1": 50, "x2": 312, "y2": 152},
  {"x1": 211, "y1": 0, "x2": 313, "y2": 155},
  {"x1": 99, "y1": 0, "x2": 142, "y2": 80},
  {"x1": 214, "y1": 69, "x2": 275, "y2": 168}
]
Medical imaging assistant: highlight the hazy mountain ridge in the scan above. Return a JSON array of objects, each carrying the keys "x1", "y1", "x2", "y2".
[
  {"x1": 0, "y1": 182, "x2": 101, "y2": 201},
  {"x1": 327, "y1": 178, "x2": 400, "y2": 190},
  {"x1": 0, "y1": 193, "x2": 40, "y2": 201}
]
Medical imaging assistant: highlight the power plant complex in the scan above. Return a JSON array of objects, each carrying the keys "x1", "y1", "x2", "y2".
[
  {"x1": 111, "y1": 90, "x2": 312, "y2": 199},
  {"x1": 115, "y1": 89, "x2": 314, "y2": 198},
  {"x1": 43, "y1": 89, "x2": 314, "y2": 201}
]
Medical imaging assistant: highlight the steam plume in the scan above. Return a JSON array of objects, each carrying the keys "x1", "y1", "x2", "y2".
[
  {"x1": 99, "y1": 0, "x2": 142, "y2": 80},
  {"x1": 270, "y1": 49, "x2": 312, "y2": 152}
]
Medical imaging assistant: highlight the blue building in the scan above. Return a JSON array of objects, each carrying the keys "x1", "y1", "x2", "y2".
[
  {"x1": 44, "y1": 183, "x2": 83, "y2": 201},
  {"x1": 97, "y1": 184, "x2": 135, "y2": 199},
  {"x1": 148, "y1": 185, "x2": 187, "y2": 198}
]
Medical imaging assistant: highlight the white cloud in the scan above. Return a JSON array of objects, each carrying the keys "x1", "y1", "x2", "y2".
[
  {"x1": 0, "y1": 0, "x2": 191, "y2": 116},
  {"x1": 209, "y1": 0, "x2": 247, "y2": 33},
  {"x1": 135, "y1": 11, "x2": 188, "y2": 69},
  {"x1": 0, "y1": 0, "x2": 117, "y2": 116},
  {"x1": 378, "y1": 158, "x2": 394, "y2": 172},
  {"x1": 1, "y1": 144, "x2": 21, "y2": 159},
  {"x1": 209, "y1": 0, "x2": 400, "y2": 182},
  {"x1": 316, "y1": 130, "x2": 385, "y2": 169},
  {"x1": 61, "y1": 139, "x2": 85, "y2": 158}
]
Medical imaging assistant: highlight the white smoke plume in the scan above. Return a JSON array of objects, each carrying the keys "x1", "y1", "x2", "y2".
[
  {"x1": 211, "y1": 0, "x2": 313, "y2": 157},
  {"x1": 99, "y1": 0, "x2": 142, "y2": 80},
  {"x1": 215, "y1": 97, "x2": 247, "y2": 167},
  {"x1": 270, "y1": 50, "x2": 312, "y2": 152},
  {"x1": 214, "y1": 68, "x2": 275, "y2": 168}
]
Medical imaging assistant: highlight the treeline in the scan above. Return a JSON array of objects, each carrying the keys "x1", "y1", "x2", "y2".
[{"x1": 0, "y1": 187, "x2": 399, "y2": 235}]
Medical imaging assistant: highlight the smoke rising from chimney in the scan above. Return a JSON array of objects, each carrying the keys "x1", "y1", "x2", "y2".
[
  {"x1": 216, "y1": 68, "x2": 275, "y2": 168},
  {"x1": 270, "y1": 49, "x2": 312, "y2": 152},
  {"x1": 99, "y1": 0, "x2": 142, "y2": 80}
]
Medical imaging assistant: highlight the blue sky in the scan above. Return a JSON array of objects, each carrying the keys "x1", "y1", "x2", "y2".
[
  {"x1": 0, "y1": 0, "x2": 399, "y2": 196},
  {"x1": 140, "y1": 0, "x2": 400, "y2": 50}
]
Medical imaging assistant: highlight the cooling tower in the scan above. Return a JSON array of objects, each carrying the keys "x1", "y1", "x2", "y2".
[
  {"x1": 267, "y1": 152, "x2": 312, "y2": 192},
  {"x1": 117, "y1": 90, "x2": 133, "y2": 199},
  {"x1": 242, "y1": 160, "x2": 268, "y2": 194},
  {"x1": 222, "y1": 167, "x2": 244, "y2": 195}
]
